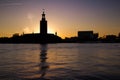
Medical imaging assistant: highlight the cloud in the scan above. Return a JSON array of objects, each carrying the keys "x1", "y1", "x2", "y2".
[{"x1": 0, "y1": 2, "x2": 23, "y2": 6}]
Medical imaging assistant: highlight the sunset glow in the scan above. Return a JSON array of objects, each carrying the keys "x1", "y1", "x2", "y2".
[{"x1": 0, "y1": 0, "x2": 120, "y2": 38}]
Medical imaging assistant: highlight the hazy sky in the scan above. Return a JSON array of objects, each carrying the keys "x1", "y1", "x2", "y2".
[{"x1": 0, "y1": 0, "x2": 120, "y2": 38}]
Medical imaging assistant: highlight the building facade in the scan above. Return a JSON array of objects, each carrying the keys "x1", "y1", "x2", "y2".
[{"x1": 78, "y1": 31, "x2": 98, "y2": 41}]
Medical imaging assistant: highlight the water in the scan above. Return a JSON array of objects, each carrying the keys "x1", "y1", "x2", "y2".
[{"x1": 0, "y1": 43, "x2": 120, "y2": 80}]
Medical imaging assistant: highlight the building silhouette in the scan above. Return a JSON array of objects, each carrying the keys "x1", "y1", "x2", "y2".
[
  {"x1": 78, "y1": 31, "x2": 98, "y2": 42},
  {"x1": 0, "y1": 11, "x2": 119, "y2": 43}
]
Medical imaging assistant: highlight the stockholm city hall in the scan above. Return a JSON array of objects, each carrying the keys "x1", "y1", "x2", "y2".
[
  {"x1": 37, "y1": 10, "x2": 62, "y2": 43},
  {"x1": 0, "y1": 11, "x2": 62, "y2": 43}
]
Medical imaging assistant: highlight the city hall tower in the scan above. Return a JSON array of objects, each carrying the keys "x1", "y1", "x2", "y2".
[{"x1": 40, "y1": 10, "x2": 47, "y2": 35}]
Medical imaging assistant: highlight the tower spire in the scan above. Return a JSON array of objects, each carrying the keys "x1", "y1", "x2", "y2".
[{"x1": 43, "y1": 9, "x2": 45, "y2": 13}]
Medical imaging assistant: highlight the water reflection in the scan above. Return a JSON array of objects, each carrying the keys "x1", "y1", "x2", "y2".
[{"x1": 39, "y1": 44, "x2": 49, "y2": 79}]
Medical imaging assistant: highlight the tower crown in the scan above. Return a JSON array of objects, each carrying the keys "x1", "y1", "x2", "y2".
[{"x1": 42, "y1": 10, "x2": 46, "y2": 20}]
